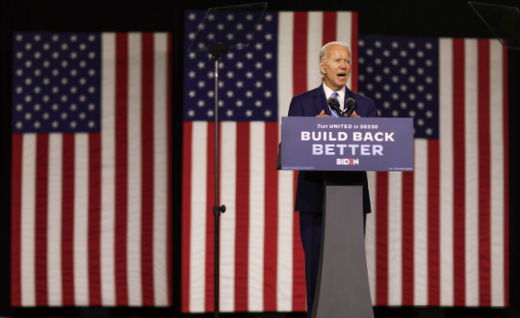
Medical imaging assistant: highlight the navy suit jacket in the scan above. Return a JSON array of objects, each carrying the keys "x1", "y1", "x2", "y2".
[{"x1": 288, "y1": 85, "x2": 378, "y2": 214}]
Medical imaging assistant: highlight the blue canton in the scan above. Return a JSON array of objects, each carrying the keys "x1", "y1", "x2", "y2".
[
  {"x1": 12, "y1": 32, "x2": 101, "y2": 133},
  {"x1": 358, "y1": 36, "x2": 439, "y2": 139},
  {"x1": 184, "y1": 11, "x2": 278, "y2": 122}
]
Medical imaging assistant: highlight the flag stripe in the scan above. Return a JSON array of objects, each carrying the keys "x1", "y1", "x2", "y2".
[
  {"x1": 153, "y1": 32, "x2": 171, "y2": 306},
  {"x1": 276, "y1": 12, "x2": 296, "y2": 312},
  {"x1": 204, "y1": 122, "x2": 216, "y2": 311},
  {"x1": 376, "y1": 171, "x2": 389, "y2": 305},
  {"x1": 277, "y1": 166, "x2": 295, "y2": 311},
  {"x1": 62, "y1": 134, "x2": 75, "y2": 306},
  {"x1": 35, "y1": 134, "x2": 49, "y2": 306},
  {"x1": 291, "y1": 11, "x2": 309, "y2": 313},
  {"x1": 427, "y1": 140, "x2": 440, "y2": 305},
  {"x1": 336, "y1": 12, "x2": 353, "y2": 89},
  {"x1": 73, "y1": 134, "x2": 89, "y2": 305},
  {"x1": 336, "y1": 12, "x2": 352, "y2": 48},
  {"x1": 292, "y1": 173, "x2": 306, "y2": 312},
  {"x1": 277, "y1": 11, "x2": 294, "y2": 129},
  {"x1": 214, "y1": 123, "x2": 222, "y2": 309},
  {"x1": 127, "y1": 32, "x2": 143, "y2": 306},
  {"x1": 141, "y1": 32, "x2": 155, "y2": 306},
  {"x1": 189, "y1": 121, "x2": 208, "y2": 312},
  {"x1": 293, "y1": 12, "x2": 308, "y2": 97},
  {"x1": 263, "y1": 122, "x2": 278, "y2": 311},
  {"x1": 350, "y1": 12, "x2": 358, "y2": 92},
  {"x1": 11, "y1": 134, "x2": 23, "y2": 307},
  {"x1": 413, "y1": 139, "x2": 428, "y2": 306},
  {"x1": 100, "y1": 32, "x2": 116, "y2": 306},
  {"x1": 464, "y1": 39, "x2": 479, "y2": 307},
  {"x1": 489, "y1": 39, "x2": 505, "y2": 306},
  {"x1": 181, "y1": 122, "x2": 193, "y2": 312},
  {"x1": 115, "y1": 32, "x2": 129, "y2": 306},
  {"x1": 235, "y1": 122, "x2": 250, "y2": 311},
  {"x1": 249, "y1": 122, "x2": 265, "y2": 311},
  {"x1": 452, "y1": 38, "x2": 466, "y2": 306},
  {"x1": 439, "y1": 38, "x2": 454, "y2": 306},
  {"x1": 388, "y1": 172, "x2": 402, "y2": 306},
  {"x1": 477, "y1": 39, "x2": 491, "y2": 306},
  {"x1": 307, "y1": 12, "x2": 322, "y2": 90},
  {"x1": 88, "y1": 134, "x2": 102, "y2": 305},
  {"x1": 48, "y1": 135, "x2": 63, "y2": 306},
  {"x1": 401, "y1": 171, "x2": 414, "y2": 305},
  {"x1": 220, "y1": 122, "x2": 237, "y2": 312},
  {"x1": 322, "y1": 12, "x2": 337, "y2": 44},
  {"x1": 21, "y1": 135, "x2": 36, "y2": 306}
]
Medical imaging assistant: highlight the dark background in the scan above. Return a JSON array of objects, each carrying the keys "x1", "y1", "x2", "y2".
[{"x1": 1, "y1": 0, "x2": 519, "y2": 317}]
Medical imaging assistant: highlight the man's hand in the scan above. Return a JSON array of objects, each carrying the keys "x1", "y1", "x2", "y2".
[
  {"x1": 349, "y1": 110, "x2": 360, "y2": 118},
  {"x1": 316, "y1": 110, "x2": 331, "y2": 117}
]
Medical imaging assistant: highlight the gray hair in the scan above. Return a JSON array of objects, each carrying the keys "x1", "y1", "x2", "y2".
[{"x1": 319, "y1": 41, "x2": 351, "y2": 63}]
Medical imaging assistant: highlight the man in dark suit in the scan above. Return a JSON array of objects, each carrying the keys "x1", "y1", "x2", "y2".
[{"x1": 287, "y1": 41, "x2": 378, "y2": 316}]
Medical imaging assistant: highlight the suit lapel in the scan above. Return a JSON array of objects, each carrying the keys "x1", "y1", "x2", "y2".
[
  {"x1": 312, "y1": 85, "x2": 330, "y2": 116},
  {"x1": 344, "y1": 87, "x2": 352, "y2": 104}
]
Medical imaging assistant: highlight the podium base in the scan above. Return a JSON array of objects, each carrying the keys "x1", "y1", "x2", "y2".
[{"x1": 312, "y1": 185, "x2": 374, "y2": 318}]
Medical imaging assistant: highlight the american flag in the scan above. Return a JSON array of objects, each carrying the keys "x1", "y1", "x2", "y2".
[
  {"x1": 11, "y1": 32, "x2": 172, "y2": 306},
  {"x1": 360, "y1": 36, "x2": 509, "y2": 307},
  {"x1": 182, "y1": 10, "x2": 358, "y2": 312}
]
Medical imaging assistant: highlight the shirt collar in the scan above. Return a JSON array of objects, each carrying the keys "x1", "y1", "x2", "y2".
[{"x1": 322, "y1": 83, "x2": 346, "y2": 108}]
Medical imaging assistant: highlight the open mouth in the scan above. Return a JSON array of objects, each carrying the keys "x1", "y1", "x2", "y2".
[{"x1": 337, "y1": 73, "x2": 346, "y2": 78}]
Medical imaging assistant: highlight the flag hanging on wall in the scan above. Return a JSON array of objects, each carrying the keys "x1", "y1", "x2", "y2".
[
  {"x1": 182, "y1": 10, "x2": 509, "y2": 312},
  {"x1": 11, "y1": 32, "x2": 172, "y2": 307},
  {"x1": 182, "y1": 10, "x2": 358, "y2": 312},
  {"x1": 360, "y1": 35, "x2": 509, "y2": 307}
]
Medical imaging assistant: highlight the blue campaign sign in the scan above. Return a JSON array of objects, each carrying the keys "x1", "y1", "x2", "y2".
[{"x1": 281, "y1": 117, "x2": 414, "y2": 171}]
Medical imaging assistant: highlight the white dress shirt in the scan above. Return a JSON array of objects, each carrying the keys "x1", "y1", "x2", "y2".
[{"x1": 322, "y1": 83, "x2": 346, "y2": 111}]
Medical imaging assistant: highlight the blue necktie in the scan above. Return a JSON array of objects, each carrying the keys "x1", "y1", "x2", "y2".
[{"x1": 330, "y1": 92, "x2": 340, "y2": 118}]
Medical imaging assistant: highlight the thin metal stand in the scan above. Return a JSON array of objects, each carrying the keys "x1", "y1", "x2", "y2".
[
  {"x1": 186, "y1": 5, "x2": 267, "y2": 316},
  {"x1": 209, "y1": 43, "x2": 228, "y2": 318}
]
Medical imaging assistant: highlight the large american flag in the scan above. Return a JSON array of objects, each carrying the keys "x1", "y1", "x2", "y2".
[
  {"x1": 11, "y1": 32, "x2": 172, "y2": 306},
  {"x1": 182, "y1": 11, "x2": 509, "y2": 312},
  {"x1": 182, "y1": 10, "x2": 358, "y2": 312},
  {"x1": 359, "y1": 36, "x2": 508, "y2": 307}
]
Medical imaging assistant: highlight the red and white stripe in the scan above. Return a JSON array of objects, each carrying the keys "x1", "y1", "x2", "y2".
[
  {"x1": 182, "y1": 11, "x2": 358, "y2": 312},
  {"x1": 364, "y1": 38, "x2": 508, "y2": 307},
  {"x1": 11, "y1": 32, "x2": 172, "y2": 307}
]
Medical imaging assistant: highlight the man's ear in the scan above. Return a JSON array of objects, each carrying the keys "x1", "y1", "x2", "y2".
[{"x1": 319, "y1": 60, "x2": 325, "y2": 75}]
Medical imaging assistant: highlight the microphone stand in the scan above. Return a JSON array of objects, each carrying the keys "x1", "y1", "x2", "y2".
[
  {"x1": 186, "y1": 5, "x2": 267, "y2": 316},
  {"x1": 208, "y1": 42, "x2": 228, "y2": 318}
]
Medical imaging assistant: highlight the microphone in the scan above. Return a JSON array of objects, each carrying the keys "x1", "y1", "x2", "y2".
[
  {"x1": 327, "y1": 97, "x2": 344, "y2": 117},
  {"x1": 345, "y1": 97, "x2": 358, "y2": 117}
]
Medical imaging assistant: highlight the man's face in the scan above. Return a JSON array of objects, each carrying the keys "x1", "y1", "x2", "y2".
[{"x1": 319, "y1": 44, "x2": 351, "y2": 91}]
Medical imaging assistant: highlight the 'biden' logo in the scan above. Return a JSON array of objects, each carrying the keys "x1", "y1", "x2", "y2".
[{"x1": 336, "y1": 158, "x2": 360, "y2": 166}]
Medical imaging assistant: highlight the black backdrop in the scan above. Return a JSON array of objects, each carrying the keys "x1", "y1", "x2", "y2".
[{"x1": 1, "y1": 0, "x2": 519, "y2": 317}]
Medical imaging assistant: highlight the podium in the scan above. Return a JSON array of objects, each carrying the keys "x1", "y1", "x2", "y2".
[{"x1": 280, "y1": 116, "x2": 414, "y2": 318}]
